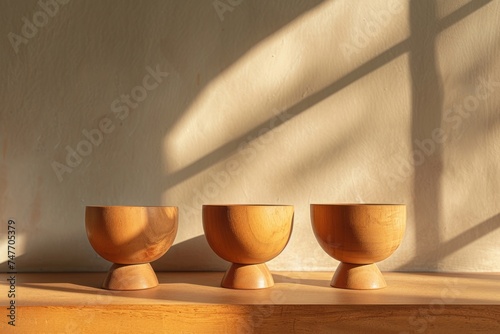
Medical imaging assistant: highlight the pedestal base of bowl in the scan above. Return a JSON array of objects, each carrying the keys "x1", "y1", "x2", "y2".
[
  {"x1": 331, "y1": 262, "x2": 387, "y2": 289},
  {"x1": 102, "y1": 263, "x2": 159, "y2": 290},
  {"x1": 221, "y1": 263, "x2": 274, "y2": 289}
]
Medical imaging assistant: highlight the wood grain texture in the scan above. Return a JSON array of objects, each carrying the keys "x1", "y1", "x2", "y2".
[
  {"x1": 85, "y1": 206, "x2": 178, "y2": 264},
  {"x1": 10, "y1": 305, "x2": 500, "y2": 334},
  {"x1": 221, "y1": 263, "x2": 275, "y2": 289},
  {"x1": 203, "y1": 205, "x2": 294, "y2": 264},
  {"x1": 310, "y1": 204, "x2": 406, "y2": 263},
  {"x1": 102, "y1": 263, "x2": 159, "y2": 290},
  {"x1": 1, "y1": 272, "x2": 499, "y2": 333}
]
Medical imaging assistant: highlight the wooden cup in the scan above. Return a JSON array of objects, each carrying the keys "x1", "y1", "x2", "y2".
[
  {"x1": 85, "y1": 206, "x2": 178, "y2": 290},
  {"x1": 203, "y1": 205, "x2": 294, "y2": 289},
  {"x1": 311, "y1": 204, "x2": 406, "y2": 289}
]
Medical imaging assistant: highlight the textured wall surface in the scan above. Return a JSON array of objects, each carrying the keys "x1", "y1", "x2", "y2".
[{"x1": 1, "y1": 0, "x2": 499, "y2": 272}]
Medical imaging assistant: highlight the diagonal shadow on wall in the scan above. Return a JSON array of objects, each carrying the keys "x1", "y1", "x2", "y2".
[
  {"x1": 400, "y1": 213, "x2": 500, "y2": 269},
  {"x1": 158, "y1": 0, "x2": 496, "y2": 271},
  {"x1": 162, "y1": 0, "x2": 494, "y2": 193}
]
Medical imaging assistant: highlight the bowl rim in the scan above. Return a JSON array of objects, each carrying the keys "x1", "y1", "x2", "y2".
[
  {"x1": 310, "y1": 203, "x2": 405, "y2": 207},
  {"x1": 202, "y1": 204, "x2": 294, "y2": 208},
  {"x1": 86, "y1": 205, "x2": 178, "y2": 209}
]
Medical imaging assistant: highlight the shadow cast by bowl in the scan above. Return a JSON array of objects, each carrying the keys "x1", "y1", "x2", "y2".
[
  {"x1": 272, "y1": 273, "x2": 330, "y2": 288},
  {"x1": 152, "y1": 234, "x2": 228, "y2": 271}
]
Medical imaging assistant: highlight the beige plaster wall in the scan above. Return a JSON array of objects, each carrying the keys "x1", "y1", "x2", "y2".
[{"x1": 0, "y1": 0, "x2": 499, "y2": 272}]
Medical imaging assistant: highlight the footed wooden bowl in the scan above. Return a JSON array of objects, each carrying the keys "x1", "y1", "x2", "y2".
[
  {"x1": 311, "y1": 204, "x2": 406, "y2": 289},
  {"x1": 203, "y1": 205, "x2": 294, "y2": 289},
  {"x1": 85, "y1": 206, "x2": 178, "y2": 290}
]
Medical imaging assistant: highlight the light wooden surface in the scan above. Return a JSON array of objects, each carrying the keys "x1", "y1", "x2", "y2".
[{"x1": 1, "y1": 272, "x2": 499, "y2": 333}]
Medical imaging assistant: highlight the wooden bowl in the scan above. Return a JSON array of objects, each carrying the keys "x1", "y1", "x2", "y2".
[
  {"x1": 203, "y1": 205, "x2": 294, "y2": 289},
  {"x1": 85, "y1": 206, "x2": 178, "y2": 290},
  {"x1": 311, "y1": 204, "x2": 406, "y2": 289}
]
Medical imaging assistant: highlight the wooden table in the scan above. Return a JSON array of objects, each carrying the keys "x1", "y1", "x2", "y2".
[{"x1": 1, "y1": 272, "x2": 499, "y2": 333}]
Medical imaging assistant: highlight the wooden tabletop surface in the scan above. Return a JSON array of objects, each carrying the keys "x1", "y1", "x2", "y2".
[
  {"x1": 2, "y1": 271, "x2": 499, "y2": 306},
  {"x1": 1, "y1": 272, "x2": 499, "y2": 333}
]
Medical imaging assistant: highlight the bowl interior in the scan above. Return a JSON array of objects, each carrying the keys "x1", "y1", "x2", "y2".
[{"x1": 203, "y1": 205, "x2": 294, "y2": 264}]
